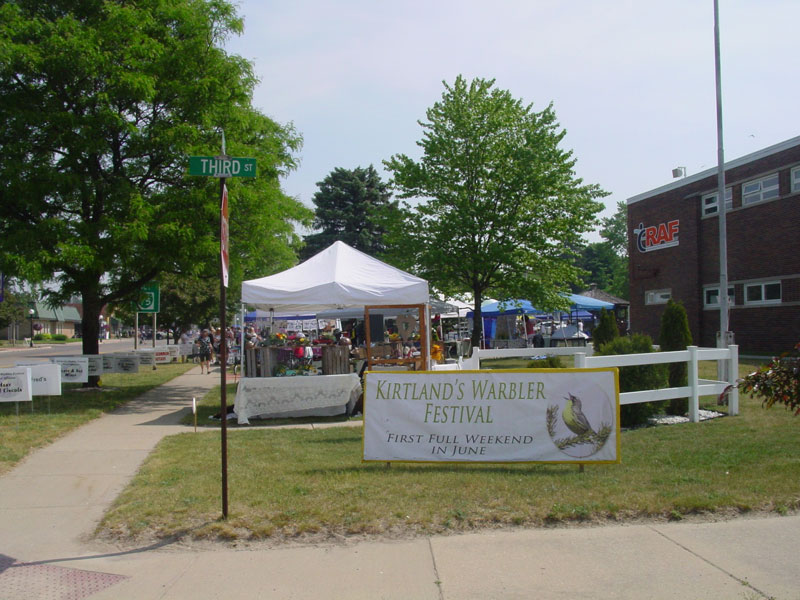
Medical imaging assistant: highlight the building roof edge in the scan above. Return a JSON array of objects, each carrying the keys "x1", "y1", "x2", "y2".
[{"x1": 626, "y1": 134, "x2": 800, "y2": 206}]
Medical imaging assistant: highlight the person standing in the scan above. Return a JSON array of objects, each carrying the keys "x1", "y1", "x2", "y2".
[{"x1": 195, "y1": 329, "x2": 213, "y2": 374}]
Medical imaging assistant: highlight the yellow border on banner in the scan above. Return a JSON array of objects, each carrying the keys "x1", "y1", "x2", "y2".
[{"x1": 361, "y1": 368, "x2": 621, "y2": 465}]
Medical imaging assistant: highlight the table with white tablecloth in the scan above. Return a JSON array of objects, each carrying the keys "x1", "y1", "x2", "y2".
[{"x1": 234, "y1": 373, "x2": 362, "y2": 425}]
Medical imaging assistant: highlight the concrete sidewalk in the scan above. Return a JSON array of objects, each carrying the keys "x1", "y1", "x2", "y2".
[{"x1": 2, "y1": 366, "x2": 799, "y2": 599}]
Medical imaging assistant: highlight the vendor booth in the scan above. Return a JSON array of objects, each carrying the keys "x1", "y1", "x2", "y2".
[
  {"x1": 236, "y1": 241, "x2": 429, "y2": 423},
  {"x1": 467, "y1": 294, "x2": 614, "y2": 348}
]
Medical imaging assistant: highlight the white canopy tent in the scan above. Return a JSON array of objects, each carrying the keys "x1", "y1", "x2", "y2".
[{"x1": 241, "y1": 241, "x2": 429, "y2": 312}]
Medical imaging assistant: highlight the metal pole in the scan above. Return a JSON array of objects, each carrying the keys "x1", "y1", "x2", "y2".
[
  {"x1": 220, "y1": 173, "x2": 229, "y2": 519},
  {"x1": 219, "y1": 129, "x2": 229, "y2": 519},
  {"x1": 714, "y1": 0, "x2": 729, "y2": 336},
  {"x1": 134, "y1": 313, "x2": 139, "y2": 349}
]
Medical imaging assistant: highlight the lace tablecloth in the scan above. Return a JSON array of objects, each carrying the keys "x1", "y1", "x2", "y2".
[{"x1": 234, "y1": 373, "x2": 361, "y2": 424}]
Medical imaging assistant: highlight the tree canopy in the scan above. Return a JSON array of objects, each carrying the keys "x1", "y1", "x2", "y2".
[
  {"x1": 384, "y1": 76, "x2": 606, "y2": 346},
  {"x1": 300, "y1": 165, "x2": 400, "y2": 261},
  {"x1": 0, "y1": 0, "x2": 311, "y2": 363}
]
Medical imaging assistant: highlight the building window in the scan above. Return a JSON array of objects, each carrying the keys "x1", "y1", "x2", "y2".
[
  {"x1": 645, "y1": 289, "x2": 672, "y2": 305},
  {"x1": 704, "y1": 286, "x2": 734, "y2": 308},
  {"x1": 742, "y1": 173, "x2": 779, "y2": 205},
  {"x1": 744, "y1": 281, "x2": 782, "y2": 305},
  {"x1": 701, "y1": 188, "x2": 732, "y2": 216},
  {"x1": 792, "y1": 166, "x2": 800, "y2": 193}
]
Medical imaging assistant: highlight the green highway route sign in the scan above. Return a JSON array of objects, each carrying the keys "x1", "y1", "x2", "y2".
[
  {"x1": 189, "y1": 156, "x2": 256, "y2": 178},
  {"x1": 136, "y1": 282, "x2": 160, "y2": 313}
]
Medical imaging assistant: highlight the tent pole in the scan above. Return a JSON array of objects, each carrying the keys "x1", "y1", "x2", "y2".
[{"x1": 240, "y1": 304, "x2": 246, "y2": 377}]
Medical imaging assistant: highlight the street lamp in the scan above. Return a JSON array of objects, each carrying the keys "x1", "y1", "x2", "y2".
[{"x1": 28, "y1": 308, "x2": 35, "y2": 347}]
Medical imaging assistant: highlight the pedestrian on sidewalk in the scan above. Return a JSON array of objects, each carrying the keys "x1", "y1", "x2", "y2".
[{"x1": 195, "y1": 330, "x2": 213, "y2": 374}]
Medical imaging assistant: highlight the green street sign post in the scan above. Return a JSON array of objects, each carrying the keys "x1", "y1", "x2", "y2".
[
  {"x1": 190, "y1": 138, "x2": 257, "y2": 519},
  {"x1": 136, "y1": 282, "x2": 160, "y2": 313},
  {"x1": 189, "y1": 156, "x2": 256, "y2": 178}
]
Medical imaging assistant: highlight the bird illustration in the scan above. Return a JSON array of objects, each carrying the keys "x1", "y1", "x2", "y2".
[{"x1": 563, "y1": 393, "x2": 594, "y2": 436}]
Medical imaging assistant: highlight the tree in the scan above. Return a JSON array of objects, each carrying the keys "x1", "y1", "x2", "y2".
[
  {"x1": 384, "y1": 76, "x2": 606, "y2": 347},
  {"x1": 300, "y1": 166, "x2": 400, "y2": 260},
  {"x1": 0, "y1": 277, "x2": 32, "y2": 339},
  {"x1": 592, "y1": 308, "x2": 619, "y2": 350},
  {"x1": 659, "y1": 299, "x2": 693, "y2": 415},
  {"x1": 600, "y1": 200, "x2": 628, "y2": 257},
  {"x1": 0, "y1": 0, "x2": 311, "y2": 381},
  {"x1": 575, "y1": 242, "x2": 620, "y2": 292}
]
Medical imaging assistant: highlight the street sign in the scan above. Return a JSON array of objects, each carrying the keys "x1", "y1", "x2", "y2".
[
  {"x1": 189, "y1": 156, "x2": 256, "y2": 178},
  {"x1": 136, "y1": 282, "x2": 160, "y2": 313}
]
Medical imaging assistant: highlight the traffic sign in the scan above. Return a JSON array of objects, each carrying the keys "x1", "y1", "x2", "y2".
[
  {"x1": 136, "y1": 282, "x2": 160, "y2": 313},
  {"x1": 189, "y1": 156, "x2": 256, "y2": 178}
]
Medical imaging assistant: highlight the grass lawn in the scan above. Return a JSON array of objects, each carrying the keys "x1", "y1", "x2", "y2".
[
  {"x1": 0, "y1": 363, "x2": 195, "y2": 476},
  {"x1": 97, "y1": 358, "x2": 800, "y2": 545}
]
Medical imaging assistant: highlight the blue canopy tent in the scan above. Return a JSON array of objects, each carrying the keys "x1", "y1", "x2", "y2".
[
  {"x1": 465, "y1": 295, "x2": 614, "y2": 344},
  {"x1": 566, "y1": 294, "x2": 614, "y2": 311},
  {"x1": 465, "y1": 300, "x2": 541, "y2": 318}
]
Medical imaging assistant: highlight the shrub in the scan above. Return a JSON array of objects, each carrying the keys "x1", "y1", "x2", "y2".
[
  {"x1": 33, "y1": 333, "x2": 52, "y2": 341},
  {"x1": 597, "y1": 334, "x2": 667, "y2": 427},
  {"x1": 592, "y1": 308, "x2": 619, "y2": 350},
  {"x1": 739, "y1": 342, "x2": 800, "y2": 415},
  {"x1": 52, "y1": 334, "x2": 68, "y2": 341},
  {"x1": 526, "y1": 356, "x2": 564, "y2": 369},
  {"x1": 658, "y1": 299, "x2": 693, "y2": 415}
]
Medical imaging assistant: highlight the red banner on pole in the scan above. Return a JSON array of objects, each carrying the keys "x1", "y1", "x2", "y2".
[{"x1": 221, "y1": 183, "x2": 229, "y2": 288}]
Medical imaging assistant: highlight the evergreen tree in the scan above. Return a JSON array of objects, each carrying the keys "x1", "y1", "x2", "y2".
[
  {"x1": 592, "y1": 308, "x2": 619, "y2": 350},
  {"x1": 659, "y1": 299, "x2": 693, "y2": 415},
  {"x1": 300, "y1": 166, "x2": 400, "y2": 260}
]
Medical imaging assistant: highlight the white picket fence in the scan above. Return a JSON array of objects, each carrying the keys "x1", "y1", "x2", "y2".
[{"x1": 434, "y1": 344, "x2": 739, "y2": 423}]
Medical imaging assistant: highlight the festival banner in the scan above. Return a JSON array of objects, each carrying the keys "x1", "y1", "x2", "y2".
[
  {"x1": 363, "y1": 369, "x2": 620, "y2": 464},
  {"x1": 0, "y1": 367, "x2": 32, "y2": 402}
]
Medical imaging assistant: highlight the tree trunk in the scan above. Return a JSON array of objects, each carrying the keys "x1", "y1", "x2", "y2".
[
  {"x1": 81, "y1": 295, "x2": 102, "y2": 387},
  {"x1": 470, "y1": 290, "x2": 483, "y2": 350}
]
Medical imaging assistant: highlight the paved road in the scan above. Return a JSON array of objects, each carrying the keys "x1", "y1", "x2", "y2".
[{"x1": 0, "y1": 338, "x2": 170, "y2": 368}]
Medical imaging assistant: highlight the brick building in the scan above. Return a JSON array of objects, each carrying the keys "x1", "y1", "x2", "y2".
[{"x1": 626, "y1": 136, "x2": 800, "y2": 353}]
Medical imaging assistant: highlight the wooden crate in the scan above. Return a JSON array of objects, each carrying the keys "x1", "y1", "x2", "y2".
[{"x1": 322, "y1": 345, "x2": 350, "y2": 374}]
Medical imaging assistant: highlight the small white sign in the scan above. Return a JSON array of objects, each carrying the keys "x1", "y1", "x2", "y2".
[
  {"x1": 25, "y1": 363, "x2": 62, "y2": 396},
  {"x1": 154, "y1": 349, "x2": 172, "y2": 364},
  {"x1": 116, "y1": 355, "x2": 141, "y2": 373},
  {"x1": 101, "y1": 354, "x2": 122, "y2": 374},
  {"x1": 179, "y1": 342, "x2": 195, "y2": 356},
  {"x1": 166, "y1": 344, "x2": 180, "y2": 360},
  {"x1": 135, "y1": 349, "x2": 155, "y2": 365},
  {"x1": 84, "y1": 354, "x2": 104, "y2": 377},
  {"x1": 50, "y1": 356, "x2": 89, "y2": 383},
  {"x1": 0, "y1": 367, "x2": 33, "y2": 402}
]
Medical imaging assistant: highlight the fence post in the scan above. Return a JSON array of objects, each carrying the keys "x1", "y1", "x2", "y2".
[
  {"x1": 574, "y1": 352, "x2": 586, "y2": 369},
  {"x1": 728, "y1": 344, "x2": 739, "y2": 416},
  {"x1": 688, "y1": 345, "x2": 699, "y2": 422}
]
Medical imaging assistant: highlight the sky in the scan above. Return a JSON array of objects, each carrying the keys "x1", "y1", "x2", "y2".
[{"x1": 224, "y1": 1, "x2": 799, "y2": 241}]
